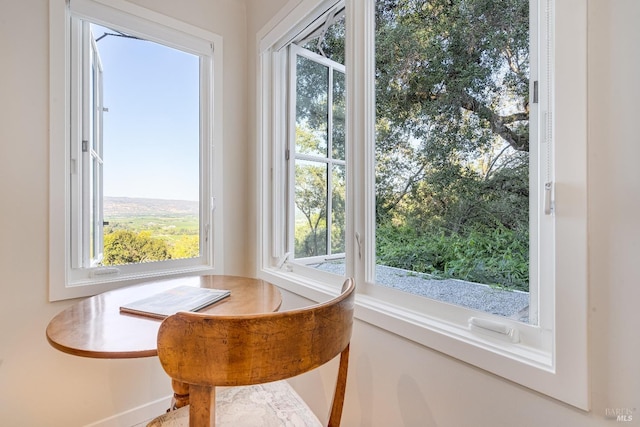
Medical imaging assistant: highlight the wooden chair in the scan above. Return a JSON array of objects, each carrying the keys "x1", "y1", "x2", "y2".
[{"x1": 147, "y1": 278, "x2": 355, "y2": 427}]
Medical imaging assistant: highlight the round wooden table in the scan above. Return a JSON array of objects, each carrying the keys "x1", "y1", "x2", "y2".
[{"x1": 46, "y1": 275, "x2": 282, "y2": 359}]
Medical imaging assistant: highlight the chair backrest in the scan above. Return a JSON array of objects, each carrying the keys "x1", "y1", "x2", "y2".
[{"x1": 156, "y1": 278, "x2": 356, "y2": 426}]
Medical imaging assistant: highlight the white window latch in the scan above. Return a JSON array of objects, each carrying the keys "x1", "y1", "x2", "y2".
[{"x1": 469, "y1": 317, "x2": 520, "y2": 343}]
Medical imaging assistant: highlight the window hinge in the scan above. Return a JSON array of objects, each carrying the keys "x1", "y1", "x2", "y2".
[
  {"x1": 533, "y1": 80, "x2": 539, "y2": 104},
  {"x1": 285, "y1": 149, "x2": 290, "y2": 161},
  {"x1": 82, "y1": 140, "x2": 88, "y2": 152}
]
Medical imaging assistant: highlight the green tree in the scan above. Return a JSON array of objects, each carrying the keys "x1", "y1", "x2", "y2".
[
  {"x1": 373, "y1": 0, "x2": 530, "y2": 289},
  {"x1": 170, "y1": 235, "x2": 200, "y2": 259},
  {"x1": 374, "y1": 0, "x2": 529, "y2": 220},
  {"x1": 302, "y1": 0, "x2": 530, "y2": 289},
  {"x1": 294, "y1": 125, "x2": 328, "y2": 257},
  {"x1": 103, "y1": 230, "x2": 171, "y2": 265}
]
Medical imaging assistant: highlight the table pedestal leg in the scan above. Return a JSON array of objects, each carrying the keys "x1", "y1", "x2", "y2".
[{"x1": 171, "y1": 379, "x2": 190, "y2": 410}]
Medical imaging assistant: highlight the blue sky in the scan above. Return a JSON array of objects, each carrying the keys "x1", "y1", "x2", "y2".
[{"x1": 94, "y1": 24, "x2": 200, "y2": 201}]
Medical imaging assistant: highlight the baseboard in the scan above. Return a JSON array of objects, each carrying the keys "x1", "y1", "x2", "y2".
[{"x1": 84, "y1": 395, "x2": 172, "y2": 427}]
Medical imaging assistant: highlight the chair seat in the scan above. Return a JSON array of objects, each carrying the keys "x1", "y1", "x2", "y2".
[{"x1": 147, "y1": 380, "x2": 322, "y2": 427}]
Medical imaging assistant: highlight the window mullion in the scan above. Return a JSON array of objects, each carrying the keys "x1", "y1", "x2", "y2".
[{"x1": 344, "y1": 0, "x2": 376, "y2": 283}]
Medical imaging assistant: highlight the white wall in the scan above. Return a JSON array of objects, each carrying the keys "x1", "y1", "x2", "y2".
[
  {"x1": 0, "y1": 0, "x2": 638, "y2": 426},
  {"x1": 587, "y1": 0, "x2": 640, "y2": 420},
  {"x1": 0, "y1": 0, "x2": 250, "y2": 425}
]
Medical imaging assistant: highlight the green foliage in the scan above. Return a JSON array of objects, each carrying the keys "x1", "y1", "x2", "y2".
[
  {"x1": 377, "y1": 224, "x2": 529, "y2": 291},
  {"x1": 293, "y1": 124, "x2": 347, "y2": 258},
  {"x1": 103, "y1": 230, "x2": 171, "y2": 265},
  {"x1": 371, "y1": 0, "x2": 530, "y2": 290},
  {"x1": 375, "y1": 0, "x2": 530, "y2": 153},
  {"x1": 297, "y1": 0, "x2": 531, "y2": 291},
  {"x1": 103, "y1": 216, "x2": 199, "y2": 265},
  {"x1": 170, "y1": 235, "x2": 200, "y2": 259},
  {"x1": 294, "y1": 158, "x2": 328, "y2": 257},
  {"x1": 104, "y1": 215, "x2": 199, "y2": 235},
  {"x1": 295, "y1": 224, "x2": 328, "y2": 258}
]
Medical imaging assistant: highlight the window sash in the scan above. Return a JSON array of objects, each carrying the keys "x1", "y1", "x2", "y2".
[
  {"x1": 279, "y1": 0, "x2": 551, "y2": 347},
  {"x1": 50, "y1": 0, "x2": 224, "y2": 300},
  {"x1": 288, "y1": 44, "x2": 346, "y2": 261},
  {"x1": 68, "y1": 10, "x2": 212, "y2": 270},
  {"x1": 367, "y1": 0, "x2": 549, "y2": 327},
  {"x1": 356, "y1": 0, "x2": 553, "y2": 358},
  {"x1": 87, "y1": 28, "x2": 104, "y2": 266}
]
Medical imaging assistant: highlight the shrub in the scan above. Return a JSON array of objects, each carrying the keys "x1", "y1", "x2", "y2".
[
  {"x1": 376, "y1": 224, "x2": 529, "y2": 291},
  {"x1": 103, "y1": 230, "x2": 171, "y2": 265}
]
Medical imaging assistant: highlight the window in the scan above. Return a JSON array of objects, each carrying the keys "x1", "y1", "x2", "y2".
[
  {"x1": 280, "y1": 1, "x2": 538, "y2": 323},
  {"x1": 289, "y1": 44, "x2": 346, "y2": 269},
  {"x1": 258, "y1": 0, "x2": 587, "y2": 410},
  {"x1": 373, "y1": 0, "x2": 536, "y2": 324},
  {"x1": 87, "y1": 32, "x2": 105, "y2": 266},
  {"x1": 50, "y1": 0, "x2": 224, "y2": 300}
]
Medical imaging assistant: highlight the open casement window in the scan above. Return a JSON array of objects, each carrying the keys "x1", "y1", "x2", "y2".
[
  {"x1": 50, "y1": 0, "x2": 224, "y2": 300},
  {"x1": 288, "y1": 45, "x2": 346, "y2": 270},
  {"x1": 258, "y1": 0, "x2": 587, "y2": 410},
  {"x1": 279, "y1": 0, "x2": 548, "y2": 328},
  {"x1": 86, "y1": 27, "x2": 105, "y2": 267}
]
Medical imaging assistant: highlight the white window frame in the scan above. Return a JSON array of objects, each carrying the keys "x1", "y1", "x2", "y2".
[
  {"x1": 86, "y1": 30, "x2": 105, "y2": 267},
  {"x1": 49, "y1": 0, "x2": 225, "y2": 301},
  {"x1": 256, "y1": 0, "x2": 588, "y2": 410},
  {"x1": 289, "y1": 44, "x2": 347, "y2": 264}
]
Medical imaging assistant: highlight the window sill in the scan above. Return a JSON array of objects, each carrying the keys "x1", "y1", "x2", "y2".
[
  {"x1": 51, "y1": 265, "x2": 217, "y2": 302},
  {"x1": 259, "y1": 266, "x2": 588, "y2": 411}
]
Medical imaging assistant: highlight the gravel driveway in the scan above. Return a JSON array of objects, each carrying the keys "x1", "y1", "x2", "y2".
[{"x1": 313, "y1": 261, "x2": 530, "y2": 322}]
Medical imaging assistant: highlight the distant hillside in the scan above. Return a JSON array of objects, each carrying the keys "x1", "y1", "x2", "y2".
[{"x1": 104, "y1": 197, "x2": 199, "y2": 217}]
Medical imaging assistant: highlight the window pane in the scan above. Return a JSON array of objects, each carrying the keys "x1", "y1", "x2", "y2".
[
  {"x1": 295, "y1": 55, "x2": 328, "y2": 157},
  {"x1": 294, "y1": 160, "x2": 328, "y2": 258},
  {"x1": 331, "y1": 164, "x2": 346, "y2": 254},
  {"x1": 332, "y1": 70, "x2": 345, "y2": 160},
  {"x1": 290, "y1": 9, "x2": 346, "y2": 269},
  {"x1": 374, "y1": 0, "x2": 530, "y2": 322},
  {"x1": 89, "y1": 23, "x2": 201, "y2": 266}
]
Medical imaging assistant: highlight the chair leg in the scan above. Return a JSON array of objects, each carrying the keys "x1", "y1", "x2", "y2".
[
  {"x1": 171, "y1": 379, "x2": 190, "y2": 410},
  {"x1": 328, "y1": 344, "x2": 350, "y2": 427},
  {"x1": 188, "y1": 385, "x2": 216, "y2": 427}
]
